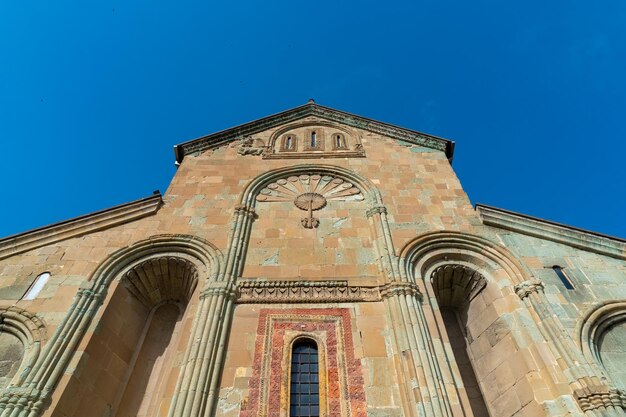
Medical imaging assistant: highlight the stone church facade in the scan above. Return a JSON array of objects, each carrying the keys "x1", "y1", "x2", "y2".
[{"x1": 0, "y1": 101, "x2": 625, "y2": 417}]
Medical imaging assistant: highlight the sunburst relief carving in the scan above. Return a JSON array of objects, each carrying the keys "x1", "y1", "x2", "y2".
[{"x1": 256, "y1": 174, "x2": 363, "y2": 228}]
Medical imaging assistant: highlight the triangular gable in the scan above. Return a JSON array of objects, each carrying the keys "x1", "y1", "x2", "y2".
[{"x1": 174, "y1": 101, "x2": 455, "y2": 163}]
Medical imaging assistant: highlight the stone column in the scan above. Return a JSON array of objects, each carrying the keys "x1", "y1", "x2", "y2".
[
  {"x1": 0, "y1": 287, "x2": 105, "y2": 417},
  {"x1": 168, "y1": 205, "x2": 253, "y2": 417},
  {"x1": 514, "y1": 279, "x2": 626, "y2": 416},
  {"x1": 367, "y1": 204, "x2": 455, "y2": 417},
  {"x1": 167, "y1": 282, "x2": 237, "y2": 417}
]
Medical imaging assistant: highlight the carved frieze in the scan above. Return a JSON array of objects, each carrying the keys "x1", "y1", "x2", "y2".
[{"x1": 236, "y1": 280, "x2": 380, "y2": 304}]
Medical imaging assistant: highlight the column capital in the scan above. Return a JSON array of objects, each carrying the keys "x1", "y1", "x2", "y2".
[{"x1": 514, "y1": 278, "x2": 545, "y2": 300}]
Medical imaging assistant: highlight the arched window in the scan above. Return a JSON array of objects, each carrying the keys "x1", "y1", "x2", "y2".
[
  {"x1": 333, "y1": 133, "x2": 347, "y2": 150},
  {"x1": 282, "y1": 134, "x2": 297, "y2": 151},
  {"x1": 310, "y1": 131, "x2": 317, "y2": 148},
  {"x1": 22, "y1": 272, "x2": 50, "y2": 300},
  {"x1": 290, "y1": 339, "x2": 320, "y2": 417}
]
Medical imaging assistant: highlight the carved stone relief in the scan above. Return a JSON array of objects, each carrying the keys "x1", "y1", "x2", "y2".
[{"x1": 255, "y1": 174, "x2": 363, "y2": 229}]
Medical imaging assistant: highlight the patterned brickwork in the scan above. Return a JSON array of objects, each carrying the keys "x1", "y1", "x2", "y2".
[{"x1": 241, "y1": 308, "x2": 366, "y2": 417}]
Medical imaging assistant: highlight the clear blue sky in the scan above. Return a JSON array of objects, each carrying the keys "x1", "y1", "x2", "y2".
[{"x1": 1, "y1": 1, "x2": 625, "y2": 239}]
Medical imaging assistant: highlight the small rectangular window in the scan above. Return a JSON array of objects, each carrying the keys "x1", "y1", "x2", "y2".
[{"x1": 552, "y1": 266, "x2": 574, "y2": 290}]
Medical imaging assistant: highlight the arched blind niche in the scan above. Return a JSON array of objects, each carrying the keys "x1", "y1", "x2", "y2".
[
  {"x1": 598, "y1": 319, "x2": 626, "y2": 390},
  {"x1": 290, "y1": 339, "x2": 320, "y2": 417},
  {"x1": 431, "y1": 264, "x2": 489, "y2": 417}
]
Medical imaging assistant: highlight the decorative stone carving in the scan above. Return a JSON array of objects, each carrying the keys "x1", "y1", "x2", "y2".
[
  {"x1": 514, "y1": 278, "x2": 545, "y2": 299},
  {"x1": 200, "y1": 281, "x2": 238, "y2": 300},
  {"x1": 235, "y1": 136, "x2": 266, "y2": 156},
  {"x1": 574, "y1": 385, "x2": 626, "y2": 412},
  {"x1": 430, "y1": 264, "x2": 487, "y2": 308},
  {"x1": 236, "y1": 280, "x2": 380, "y2": 304},
  {"x1": 256, "y1": 174, "x2": 363, "y2": 228},
  {"x1": 122, "y1": 257, "x2": 198, "y2": 307},
  {"x1": 294, "y1": 192, "x2": 326, "y2": 228},
  {"x1": 379, "y1": 282, "x2": 421, "y2": 299}
]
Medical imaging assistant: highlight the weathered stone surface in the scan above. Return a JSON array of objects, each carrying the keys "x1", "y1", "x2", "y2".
[{"x1": 0, "y1": 103, "x2": 624, "y2": 417}]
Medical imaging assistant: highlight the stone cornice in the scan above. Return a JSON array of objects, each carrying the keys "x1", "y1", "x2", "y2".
[
  {"x1": 173, "y1": 102, "x2": 454, "y2": 163},
  {"x1": 476, "y1": 204, "x2": 626, "y2": 261},
  {"x1": 0, "y1": 194, "x2": 162, "y2": 260}
]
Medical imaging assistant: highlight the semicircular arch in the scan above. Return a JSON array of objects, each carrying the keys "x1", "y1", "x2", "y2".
[
  {"x1": 87, "y1": 234, "x2": 224, "y2": 291},
  {"x1": 399, "y1": 231, "x2": 533, "y2": 286},
  {"x1": 239, "y1": 164, "x2": 383, "y2": 208}
]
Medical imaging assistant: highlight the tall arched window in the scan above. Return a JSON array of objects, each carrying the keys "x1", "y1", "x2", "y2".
[{"x1": 290, "y1": 339, "x2": 320, "y2": 417}]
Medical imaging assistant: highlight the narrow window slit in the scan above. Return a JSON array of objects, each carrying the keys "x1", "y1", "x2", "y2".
[{"x1": 553, "y1": 265, "x2": 575, "y2": 289}]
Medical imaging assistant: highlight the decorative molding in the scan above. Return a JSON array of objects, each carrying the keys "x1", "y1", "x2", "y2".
[
  {"x1": 241, "y1": 308, "x2": 367, "y2": 417},
  {"x1": 236, "y1": 280, "x2": 380, "y2": 304},
  {"x1": 476, "y1": 204, "x2": 626, "y2": 261},
  {"x1": 0, "y1": 194, "x2": 162, "y2": 260},
  {"x1": 173, "y1": 102, "x2": 453, "y2": 163},
  {"x1": 574, "y1": 385, "x2": 626, "y2": 412},
  {"x1": 514, "y1": 279, "x2": 545, "y2": 300}
]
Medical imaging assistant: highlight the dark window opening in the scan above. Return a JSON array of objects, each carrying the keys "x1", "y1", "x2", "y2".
[
  {"x1": 290, "y1": 339, "x2": 320, "y2": 417},
  {"x1": 553, "y1": 265, "x2": 575, "y2": 289},
  {"x1": 286, "y1": 136, "x2": 293, "y2": 149},
  {"x1": 311, "y1": 131, "x2": 317, "y2": 148}
]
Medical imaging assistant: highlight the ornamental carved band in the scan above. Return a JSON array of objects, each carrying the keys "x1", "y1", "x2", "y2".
[
  {"x1": 574, "y1": 385, "x2": 626, "y2": 412},
  {"x1": 236, "y1": 280, "x2": 423, "y2": 303},
  {"x1": 514, "y1": 279, "x2": 545, "y2": 300},
  {"x1": 237, "y1": 280, "x2": 380, "y2": 304}
]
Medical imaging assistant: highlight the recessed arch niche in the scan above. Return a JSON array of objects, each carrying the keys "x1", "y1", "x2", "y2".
[
  {"x1": 400, "y1": 231, "x2": 533, "y2": 417},
  {"x1": 240, "y1": 165, "x2": 381, "y2": 282},
  {"x1": 580, "y1": 301, "x2": 626, "y2": 391},
  {"x1": 53, "y1": 235, "x2": 221, "y2": 417}
]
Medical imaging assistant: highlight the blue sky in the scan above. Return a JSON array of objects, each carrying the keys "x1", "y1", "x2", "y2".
[{"x1": 1, "y1": 0, "x2": 625, "y2": 239}]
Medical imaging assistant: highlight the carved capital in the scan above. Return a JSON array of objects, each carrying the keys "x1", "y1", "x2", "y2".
[
  {"x1": 514, "y1": 279, "x2": 545, "y2": 300},
  {"x1": 76, "y1": 288, "x2": 105, "y2": 306},
  {"x1": 200, "y1": 281, "x2": 238, "y2": 300},
  {"x1": 574, "y1": 385, "x2": 626, "y2": 412},
  {"x1": 366, "y1": 205, "x2": 387, "y2": 218},
  {"x1": 380, "y1": 282, "x2": 422, "y2": 300},
  {"x1": 234, "y1": 204, "x2": 255, "y2": 217},
  {"x1": 0, "y1": 387, "x2": 50, "y2": 412}
]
